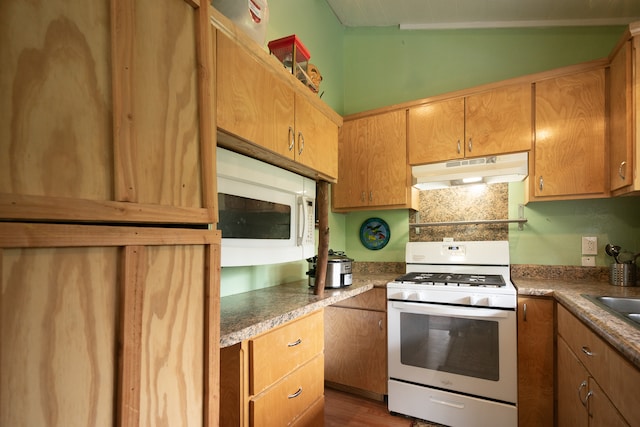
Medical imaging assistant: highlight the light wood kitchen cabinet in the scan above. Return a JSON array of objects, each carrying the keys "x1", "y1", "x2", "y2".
[
  {"x1": 517, "y1": 296, "x2": 554, "y2": 427},
  {"x1": 528, "y1": 67, "x2": 608, "y2": 201},
  {"x1": 0, "y1": 0, "x2": 217, "y2": 225},
  {"x1": 332, "y1": 110, "x2": 417, "y2": 212},
  {"x1": 408, "y1": 83, "x2": 532, "y2": 165},
  {"x1": 220, "y1": 310, "x2": 325, "y2": 427},
  {"x1": 609, "y1": 23, "x2": 640, "y2": 196},
  {"x1": 0, "y1": 223, "x2": 221, "y2": 427},
  {"x1": 557, "y1": 304, "x2": 639, "y2": 426},
  {"x1": 324, "y1": 288, "x2": 387, "y2": 400},
  {"x1": 215, "y1": 27, "x2": 339, "y2": 182}
]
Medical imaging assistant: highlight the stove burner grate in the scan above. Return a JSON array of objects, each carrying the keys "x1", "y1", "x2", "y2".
[{"x1": 395, "y1": 272, "x2": 506, "y2": 287}]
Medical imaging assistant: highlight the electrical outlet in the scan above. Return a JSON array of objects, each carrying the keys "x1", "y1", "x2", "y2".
[
  {"x1": 582, "y1": 236, "x2": 598, "y2": 255},
  {"x1": 582, "y1": 256, "x2": 596, "y2": 267}
]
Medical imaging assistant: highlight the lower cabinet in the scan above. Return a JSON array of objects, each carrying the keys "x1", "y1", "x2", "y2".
[
  {"x1": 557, "y1": 304, "x2": 638, "y2": 426},
  {"x1": 0, "y1": 223, "x2": 220, "y2": 427},
  {"x1": 220, "y1": 310, "x2": 325, "y2": 427},
  {"x1": 517, "y1": 296, "x2": 555, "y2": 427},
  {"x1": 324, "y1": 288, "x2": 387, "y2": 400}
]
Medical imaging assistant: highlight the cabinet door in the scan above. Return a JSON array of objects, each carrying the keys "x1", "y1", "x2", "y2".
[
  {"x1": 609, "y1": 40, "x2": 634, "y2": 192},
  {"x1": 294, "y1": 93, "x2": 338, "y2": 180},
  {"x1": 217, "y1": 32, "x2": 295, "y2": 161},
  {"x1": 324, "y1": 306, "x2": 387, "y2": 396},
  {"x1": 533, "y1": 69, "x2": 606, "y2": 199},
  {"x1": 1, "y1": 223, "x2": 220, "y2": 427},
  {"x1": 1, "y1": 0, "x2": 216, "y2": 221},
  {"x1": 367, "y1": 110, "x2": 408, "y2": 207},
  {"x1": 557, "y1": 337, "x2": 589, "y2": 427},
  {"x1": 466, "y1": 83, "x2": 532, "y2": 157},
  {"x1": 589, "y1": 378, "x2": 629, "y2": 427},
  {"x1": 332, "y1": 117, "x2": 374, "y2": 209},
  {"x1": 517, "y1": 297, "x2": 554, "y2": 427},
  {"x1": 408, "y1": 98, "x2": 465, "y2": 164}
]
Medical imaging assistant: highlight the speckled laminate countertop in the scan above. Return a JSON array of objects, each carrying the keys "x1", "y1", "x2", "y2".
[
  {"x1": 220, "y1": 274, "x2": 396, "y2": 348},
  {"x1": 514, "y1": 277, "x2": 640, "y2": 370}
]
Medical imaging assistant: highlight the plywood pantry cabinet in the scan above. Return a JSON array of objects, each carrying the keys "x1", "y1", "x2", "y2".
[
  {"x1": 608, "y1": 23, "x2": 640, "y2": 196},
  {"x1": 0, "y1": 223, "x2": 221, "y2": 427},
  {"x1": 220, "y1": 310, "x2": 325, "y2": 427},
  {"x1": 557, "y1": 304, "x2": 640, "y2": 426},
  {"x1": 528, "y1": 65, "x2": 608, "y2": 201},
  {"x1": 332, "y1": 110, "x2": 417, "y2": 212},
  {"x1": 324, "y1": 287, "x2": 387, "y2": 400},
  {"x1": 214, "y1": 12, "x2": 341, "y2": 183},
  {"x1": 517, "y1": 297, "x2": 555, "y2": 427},
  {"x1": 408, "y1": 83, "x2": 532, "y2": 165},
  {"x1": 1, "y1": 1, "x2": 221, "y2": 426}
]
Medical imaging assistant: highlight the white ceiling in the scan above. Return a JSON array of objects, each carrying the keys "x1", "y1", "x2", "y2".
[{"x1": 324, "y1": 0, "x2": 640, "y2": 29}]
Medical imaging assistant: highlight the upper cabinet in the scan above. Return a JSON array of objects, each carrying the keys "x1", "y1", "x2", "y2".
[
  {"x1": 213, "y1": 15, "x2": 341, "y2": 182},
  {"x1": 408, "y1": 83, "x2": 532, "y2": 165},
  {"x1": 0, "y1": 0, "x2": 217, "y2": 225},
  {"x1": 609, "y1": 24, "x2": 640, "y2": 196},
  {"x1": 528, "y1": 67, "x2": 608, "y2": 201},
  {"x1": 332, "y1": 110, "x2": 417, "y2": 212}
]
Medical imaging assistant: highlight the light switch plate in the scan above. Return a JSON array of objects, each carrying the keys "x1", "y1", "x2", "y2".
[{"x1": 582, "y1": 236, "x2": 598, "y2": 255}]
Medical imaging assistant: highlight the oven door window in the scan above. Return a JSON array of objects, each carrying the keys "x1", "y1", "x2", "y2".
[
  {"x1": 218, "y1": 193, "x2": 291, "y2": 239},
  {"x1": 400, "y1": 312, "x2": 499, "y2": 381}
]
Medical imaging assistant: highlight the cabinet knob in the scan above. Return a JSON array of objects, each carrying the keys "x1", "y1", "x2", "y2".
[
  {"x1": 298, "y1": 132, "x2": 305, "y2": 155},
  {"x1": 468, "y1": 137, "x2": 473, "y2": 152},
  {"x1": 288, "y1": 127, "x2": 295, "y2": 151},
  {"x1": 619, "y1": 161, "x2": 627, "y2": 180},
  {"x1": 378, "y1": 319, "x2": 383, "y2": 330},
  {"x1": 539, "y1": 176, "x2": 544, "y2": 191}
]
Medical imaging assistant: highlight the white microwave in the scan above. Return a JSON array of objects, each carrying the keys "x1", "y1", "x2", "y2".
[{"x1": 216, "y1": 147, "x2": 316, "y2": 267}]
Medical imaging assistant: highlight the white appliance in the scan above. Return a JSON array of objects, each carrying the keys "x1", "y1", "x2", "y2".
[
  {"x1": 216, "y1": 147, "x2": 316, "y2": 267},
  {"x1": 387, "y1": 241, "x2": 517, "y2": 427},
  {"x1": 412, "y1": 152, "x2": 528, "y2": 190}
]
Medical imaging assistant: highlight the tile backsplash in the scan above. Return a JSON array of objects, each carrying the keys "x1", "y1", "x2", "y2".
[{"x1": 409, "y1": 183, "x2": 509, "y2": 242}]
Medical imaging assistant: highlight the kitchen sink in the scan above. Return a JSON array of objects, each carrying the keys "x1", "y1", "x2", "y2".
[{"x1": 583, "y1": 295, "x2": 640, "y2": 328}]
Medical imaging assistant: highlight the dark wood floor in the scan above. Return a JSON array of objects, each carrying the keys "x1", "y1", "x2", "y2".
[{"x1": 324, "y1": 387, "x2": 413, "y2": 427}]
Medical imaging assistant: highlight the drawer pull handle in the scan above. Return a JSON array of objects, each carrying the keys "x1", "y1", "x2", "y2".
[
  {"x1": 581, "y1": 346, "x2": 594, "y2": 357},
  {"x1": 523, "y1": 303, "x2": 527, "y2": 321},
  {"x1": 288, "y1": 338, "x2": 302, "y2": 347},
  {"x1": 578, "y1": 380, "x2": 588, "y2": 406},
  {"x1": 619, "y1": 161, "x2": 627, "y2": 180},
  {"x1": 288, "y1": 387, "x2": 303, "y2": 399},
  {"x1": 288, "y1": 127, "x2": 295, "y2": 151}
]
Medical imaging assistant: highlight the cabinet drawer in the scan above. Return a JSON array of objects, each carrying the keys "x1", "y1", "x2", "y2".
[
  {"x1": 250, "y1": 355, "x2": 324, "y2": 427},
  {"x1": 249, "y1": 310, "x2": 323, "y2": 395},
  {"x1": 558, "y1": 304, "x2": 640, "y2": 426},
  {"x1": 291, "y1": 395, "x2": 324, "y2": 427},
  {"x1": 331, "y1": 287, "x2": 386, "y2": 311}
]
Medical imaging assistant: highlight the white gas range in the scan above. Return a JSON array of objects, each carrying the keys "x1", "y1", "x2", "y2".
[{"x1": 387, "y1": 241, "x2": 518, "y2": 427}]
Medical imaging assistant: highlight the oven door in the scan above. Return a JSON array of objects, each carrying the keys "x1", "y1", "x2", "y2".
[{"x1": 388, "y1": 300, "x2": 517, "y2": 404}]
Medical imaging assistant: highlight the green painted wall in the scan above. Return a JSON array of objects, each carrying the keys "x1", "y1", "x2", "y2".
[{"x1": 343, "y1": 25, "x2": 626, "y2": 114}]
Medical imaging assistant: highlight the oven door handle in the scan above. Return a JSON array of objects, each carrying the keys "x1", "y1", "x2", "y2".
[{"x1": 391, "y1": 301, "x2": 510, "y2": 320}]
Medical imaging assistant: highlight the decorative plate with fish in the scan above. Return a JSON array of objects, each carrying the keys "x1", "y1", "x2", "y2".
[{"x1": 359, "y1": 217, "x2": 390, "y2": 250}]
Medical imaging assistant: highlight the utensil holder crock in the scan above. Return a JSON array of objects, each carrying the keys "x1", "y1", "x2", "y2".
[{"x1": 610, "y1": 263, "x2": 637, "y2": 287}]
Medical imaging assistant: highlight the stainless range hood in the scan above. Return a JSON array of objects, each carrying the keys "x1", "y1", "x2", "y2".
[{"x1": 412, "y1": 152, "x2": 528, "y2": 190}]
